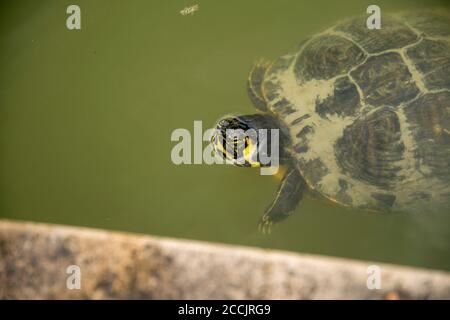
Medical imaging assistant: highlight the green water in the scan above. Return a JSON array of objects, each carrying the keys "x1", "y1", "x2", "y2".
[{"x1": 1, "y1": 0, "x2": 449, "y2": 271}]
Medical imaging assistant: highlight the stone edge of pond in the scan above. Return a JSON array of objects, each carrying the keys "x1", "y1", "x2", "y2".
[{"x1": 0, "y1": 219, "x2": 449, "y2": 299}]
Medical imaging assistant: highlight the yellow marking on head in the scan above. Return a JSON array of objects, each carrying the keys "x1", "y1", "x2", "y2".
[
  {"x1": 213, "y1": 137, "x2": 232, "y2": 161},
  {"x1": 243, "y1": 137, "x2": 260, "y2": 167}
]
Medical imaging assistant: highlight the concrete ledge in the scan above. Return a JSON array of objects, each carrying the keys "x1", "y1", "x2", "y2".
[{"x1": 0, "y1": 219, "x2": 449, "y2": 299}]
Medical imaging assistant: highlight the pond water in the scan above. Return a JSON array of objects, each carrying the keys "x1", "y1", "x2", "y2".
[{"x1": 1, "y1": 0, "x2": 449, "y2": 271}]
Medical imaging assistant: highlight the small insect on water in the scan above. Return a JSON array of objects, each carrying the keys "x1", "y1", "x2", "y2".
[{"x1": 180, "y1": 4, "x2": 199, "y2": 16}]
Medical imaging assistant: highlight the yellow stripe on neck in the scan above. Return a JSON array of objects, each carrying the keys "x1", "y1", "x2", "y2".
[{"x1": 243, "y1": 138, "x2": 260, "y2": 167}]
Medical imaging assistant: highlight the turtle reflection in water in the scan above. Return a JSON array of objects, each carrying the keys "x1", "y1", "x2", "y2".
[{"x1": 212, "y1": 11, "x2": 450, "y2": 232}]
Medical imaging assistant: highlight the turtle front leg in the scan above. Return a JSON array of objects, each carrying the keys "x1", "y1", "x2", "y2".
[
  {"x1": 247, "y1": 59, "x2": 271, "y2": 112},
  {"x1": 258, "y1": 167, "x2": 306, "y2": 234}
]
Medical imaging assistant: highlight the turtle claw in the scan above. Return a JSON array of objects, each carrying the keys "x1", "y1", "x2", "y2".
[
  {"x1": 257, "y1": 215, "x2": 273, "y2": 235},
  {"x1": 256, "y1": 168, "x2": 306, "y2": 234}
]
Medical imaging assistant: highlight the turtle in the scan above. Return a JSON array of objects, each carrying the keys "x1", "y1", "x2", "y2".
[{"x1": 212, "y1": 10, "x2": 450, "y2": 232}]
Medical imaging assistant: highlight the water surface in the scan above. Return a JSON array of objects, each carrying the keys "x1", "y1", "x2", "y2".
[{"x1": 1, "y1": 0, "x2": 449, "y2": 271}]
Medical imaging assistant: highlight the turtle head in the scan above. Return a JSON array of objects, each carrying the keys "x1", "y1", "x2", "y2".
[{"x1": 212, "y1": 114, "x2": 287, "y2": 173}]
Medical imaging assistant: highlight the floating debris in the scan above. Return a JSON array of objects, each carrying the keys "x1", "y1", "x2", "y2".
[{"x1": 180, "y1": 4, "x2": 199, "y2": 16}]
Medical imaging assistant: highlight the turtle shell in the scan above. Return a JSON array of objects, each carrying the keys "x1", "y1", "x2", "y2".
[{"x1": 261, "y1": 11, "x2": 450, "y2": 213}]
